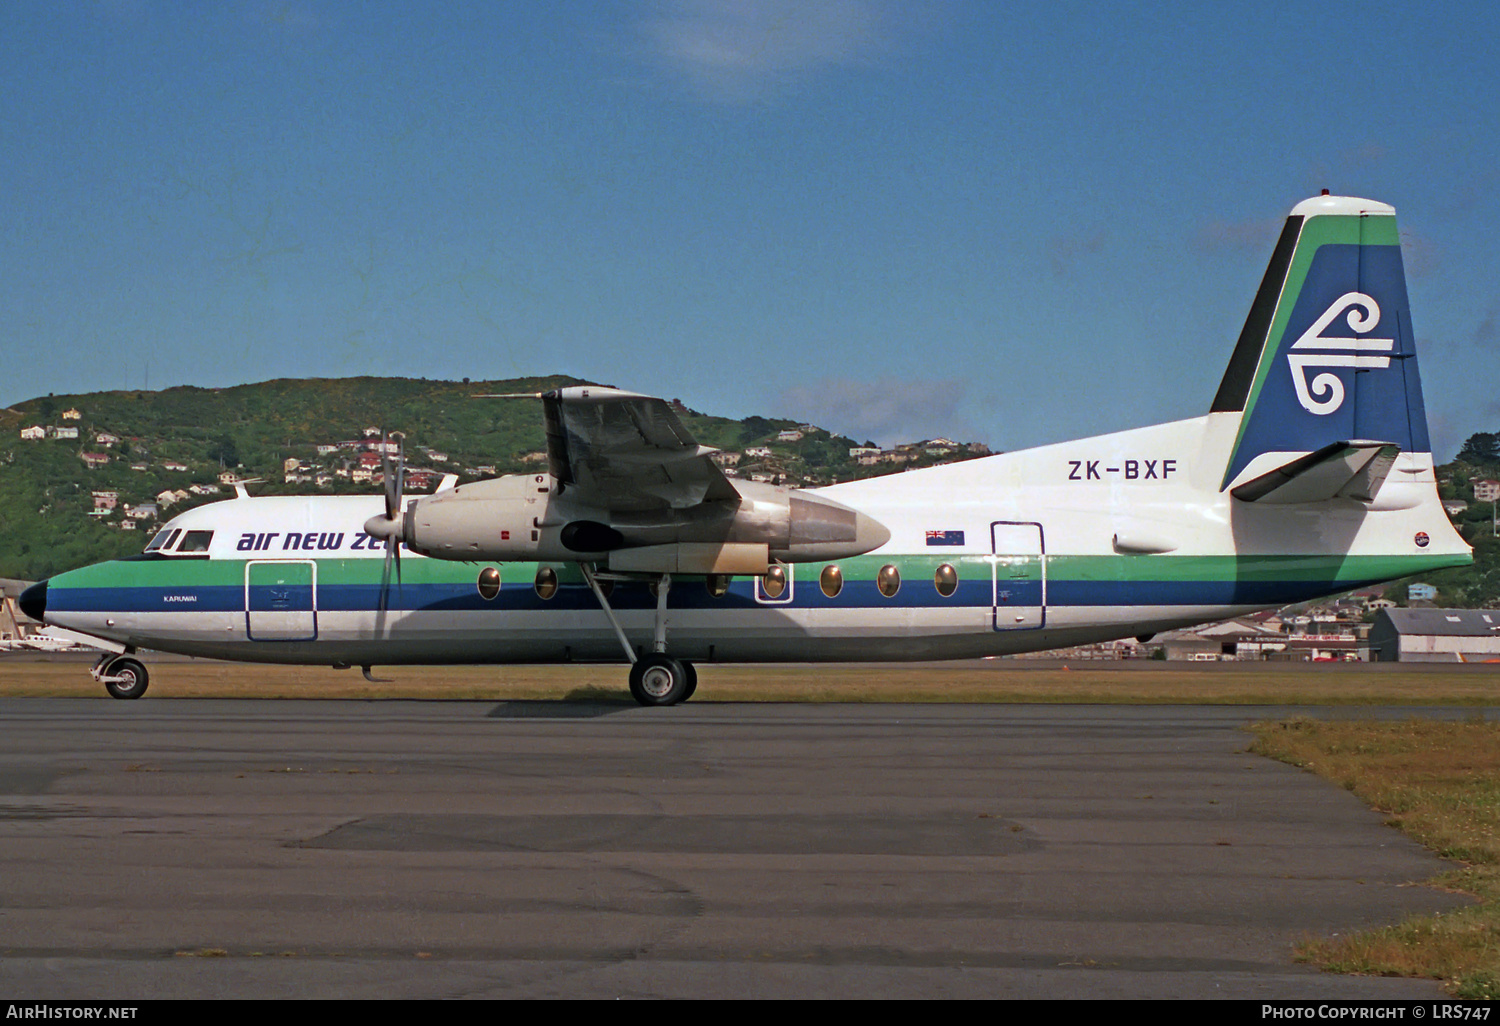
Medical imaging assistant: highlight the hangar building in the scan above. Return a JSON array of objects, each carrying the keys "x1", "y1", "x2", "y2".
[{"x1": 1368, "y1": 608, "x2": 1500, "y2": 662}]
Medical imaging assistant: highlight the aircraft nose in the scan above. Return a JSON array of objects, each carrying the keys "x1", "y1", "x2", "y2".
[{"x1": 18, "y1": 580, "x2": 47, "y2": 622}]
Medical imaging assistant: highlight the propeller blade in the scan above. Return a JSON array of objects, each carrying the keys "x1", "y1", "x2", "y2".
[
  {"x1": 375, "y1": 533, "x2": 393, "y2": 632},
  {"x1": 382, "y1": 431, "x2": 407, "y2": 520},
  {"x1": 371, "y1": 430, "x2": 407, "y2": 637}
]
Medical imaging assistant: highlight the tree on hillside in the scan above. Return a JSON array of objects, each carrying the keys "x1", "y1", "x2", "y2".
[
  {"x1": 739, "y1": 416, "x2": 776, "y2": 444},
  {"x1": 207, "y1": 434, "x2": 239, "y2": 468},
  {"x1": 1457, "y1": 431, "x2": 1499, "y2": 465}
]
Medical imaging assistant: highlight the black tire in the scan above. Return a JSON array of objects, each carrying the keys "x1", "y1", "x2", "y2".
[
  {"x1": 104, "y1": 657, "x2": 149, "y2": 700},
  {"x1": 682, "y1": 660, "x2": 697, "y2": 700},
  {"x1": 628, "y1": 654, "x2": 689, "y2": 707}
]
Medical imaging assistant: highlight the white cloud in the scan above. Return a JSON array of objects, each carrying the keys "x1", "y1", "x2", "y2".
[
  {"x1": 637, "y1": 0, "x2": 915, "y2": 102},
  {"x1": 775, "y1": 375, "x2": 984, "y2": 449}
]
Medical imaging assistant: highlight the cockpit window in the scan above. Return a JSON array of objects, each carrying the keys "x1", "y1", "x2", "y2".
[
  {"x1": 177, "y1": 530, "x2": 214, "y2": 553},
  {"x1": 144, "y1": 528, "x2": 181, "y2": 553}
]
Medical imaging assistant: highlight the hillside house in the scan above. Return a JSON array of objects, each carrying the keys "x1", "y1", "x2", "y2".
[
  {"x1": 120, "y1": 520, "x2": 136, "y2": 531},
  {"x1": 1475, "y1": 479, "x2": 1500, "y2": 503},
  {"x1": 61, "y1": 408, "x2": 81, "y2": 420},
  {"x1": 50, "y1": 426, "x2": 79, "y2": 440},
  {"x1": 130, "y1": 463, "x2": 149, "y2": 472},
  {"x1": 188, "y1": 484, "x2": 219, "y2": 496},
  {"x1": 776, "y1": 430, "x2": 804, "y2": 442},
  {"x1": 744, "y1": 447, "x2": 773, "y2": 458},
  {"x1": 95, "y1": 432, "x2": 120, "y2": 446},
  {"x1": 91, "y1": 491, "x2": 119, "y2": 510},
  {"x1": 80, "y1": 452, "x2": 109, "y2": 468},
  {"x1": 163, "y1": 461, "x2": 189, "y2": 472},
  {"x1": 19, "y1": 426, "x2": 44, "y2": 440}
]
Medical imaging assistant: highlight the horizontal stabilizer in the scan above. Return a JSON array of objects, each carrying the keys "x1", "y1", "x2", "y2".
[{"x1": 1230, "y1": 440, "x2": 1400, "y2": 504}]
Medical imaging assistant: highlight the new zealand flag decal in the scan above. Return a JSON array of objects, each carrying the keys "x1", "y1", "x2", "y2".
[{"x1": 926, "y1": 530, "x2": 964, "y2": 546}]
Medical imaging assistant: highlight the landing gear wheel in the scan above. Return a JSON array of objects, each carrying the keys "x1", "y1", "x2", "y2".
[
  {"x1": 103, "y1": 657, "x2": 149, "y2": 700},
  {"x1": 628, "y1": 654, "x2": 690, "y2": 707},
  {"x1": 682, "y1": 660, "x2": 697, "y2": 700}
]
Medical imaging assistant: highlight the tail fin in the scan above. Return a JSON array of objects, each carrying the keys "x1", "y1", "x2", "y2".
[{"x1": 1212, "y1": 195, "x2": 1429, "y2": 491}]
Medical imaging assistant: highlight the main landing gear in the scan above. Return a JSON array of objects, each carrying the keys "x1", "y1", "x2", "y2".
[
  {"x1": 92, "y1": 654, "x2": 150, "y2": 700},
  {"x1": 581, "y1": 565, "x2": 698, "y2": 707}
]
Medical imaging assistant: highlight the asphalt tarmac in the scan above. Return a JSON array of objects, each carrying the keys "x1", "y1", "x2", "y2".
[{"x1": 0, "y1": 700, "x2": 1479, "y2": 999}]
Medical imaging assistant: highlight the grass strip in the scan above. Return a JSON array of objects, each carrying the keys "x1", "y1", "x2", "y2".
[{"x1": 1249, "y1": 717, "x2": 1500, "y2": 999}]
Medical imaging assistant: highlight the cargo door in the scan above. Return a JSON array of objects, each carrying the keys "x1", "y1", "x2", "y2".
[
  {"x1": 246, "y1": 560, "x2": 318, "y2": 641},
  {"x1": 991, "y1": 522, "x2": 1045, "y2": 630}
]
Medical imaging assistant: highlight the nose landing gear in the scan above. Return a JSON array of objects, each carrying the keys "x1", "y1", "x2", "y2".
[{"x1": 91, "y1": 654, "x2": 150, "y2": 700}]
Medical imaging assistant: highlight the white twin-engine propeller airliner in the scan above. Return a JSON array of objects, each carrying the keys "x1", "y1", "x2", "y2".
[{"x1": 21, "y1": 195, "x2": 1472, "y2": 704}]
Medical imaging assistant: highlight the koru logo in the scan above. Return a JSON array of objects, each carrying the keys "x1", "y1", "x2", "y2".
[{"x1": 1286, "y1": 292, "x2": 1393, "y2": 415}]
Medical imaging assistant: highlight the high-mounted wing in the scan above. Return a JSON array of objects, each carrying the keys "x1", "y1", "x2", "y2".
[
  {"x1": 541, "y1": 387, "x2": 741, "y2": 512},
  {"x1": 401, "y1": 385, "x2": 889, "y2": 570}
]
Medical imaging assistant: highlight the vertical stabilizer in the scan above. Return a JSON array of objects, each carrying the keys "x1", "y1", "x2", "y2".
[{"x1": 1213, "y1": 196, "x2": 1429, "y2": 490}]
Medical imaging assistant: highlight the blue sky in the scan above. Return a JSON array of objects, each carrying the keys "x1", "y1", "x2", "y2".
[{"x1": 2, "y1": 1, "x2": 1497, "y2": 458}]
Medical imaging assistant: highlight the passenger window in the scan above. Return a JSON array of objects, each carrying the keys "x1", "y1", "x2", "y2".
[
  {"x1": 762, "y1": 565, "x2": 787, "y2": 599},
  {"x1": 177, "y1": 530, "x2": 214, "y2": 553},
  {"x1": 705, "y1": 574, "x2": 731, "y2": 598},
  {"x1": 534, "y1": 567, "x2": 558, "y2": 600},
  {"x1": 877, "y1": 564, "x2": 901, "y2": 598},
  {"x1": 819, "y1": 565, "x2": 843, "y2": 598},
  {"x1": 934, "y1": 563, "x2": 958, "y2": 597},
  {"x1": 477, "y1": 567, "x2": 501, "y2": 601}
]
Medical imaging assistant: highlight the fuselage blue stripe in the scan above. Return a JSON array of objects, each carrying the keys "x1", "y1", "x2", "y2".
[{"x1": 46, "y1": 576, "x2": 1382, "y2": 614}]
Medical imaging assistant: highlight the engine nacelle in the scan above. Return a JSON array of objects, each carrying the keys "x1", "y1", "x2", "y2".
[{"x1": 398, "y1": 474, "x2": 890, "y2": 570}]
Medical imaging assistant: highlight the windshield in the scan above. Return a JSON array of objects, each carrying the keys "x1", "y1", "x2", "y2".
[
  {"x1": 144, "y1": 528, "x2": 181, "y2": 553},
  {"x1": 177, "y1": 530, "x2": 214, "y2": 554}
]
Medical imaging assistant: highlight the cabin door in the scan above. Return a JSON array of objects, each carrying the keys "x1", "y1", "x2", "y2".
[
  {"x1": 245, "y1": 560, "x2": 318, "y2": 641},
  {"x1": 991, "y1": 522, "x2": 1045, "y2": 630}
]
